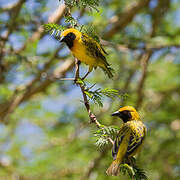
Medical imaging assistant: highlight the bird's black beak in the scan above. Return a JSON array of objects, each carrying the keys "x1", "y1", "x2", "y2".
[
  {"x1": 60, "y1": 36, "x2": 65, "y2": 42},
  {"x1": 111, "y1": 111, "x2": 121, "y2": 117}
]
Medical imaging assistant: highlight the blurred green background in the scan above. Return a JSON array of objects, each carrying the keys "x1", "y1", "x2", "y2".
[{"x1": 0, "y1": 0, "x2": 180, "y2": 179}]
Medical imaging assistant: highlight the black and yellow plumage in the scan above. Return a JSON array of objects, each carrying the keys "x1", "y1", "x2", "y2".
[
  {"x1": 60, "y1": 28, "x2": 114, "y2": 79},
  {"x1": 106, "y1": 106, "x2": 146, "y2": 176}
]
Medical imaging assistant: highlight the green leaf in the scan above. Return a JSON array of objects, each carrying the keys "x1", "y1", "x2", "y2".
[
  {"x1": 44, "y1": 23, "x2": 65, "y2": 40},
  {"x1": 94, "y1": 126, "x2": 119, "y2": 148},
  {"x1": 64, "y1": 16, "x2": 78, "y2": 27},
  {"x1": 84, "y1": 91, "x2": 93, "y2": 98},
  {"x1": 95, "y1": 137, "x2": 108, "y2": 147}
]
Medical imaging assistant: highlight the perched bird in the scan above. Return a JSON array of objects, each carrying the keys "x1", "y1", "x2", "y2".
[
  {"x1": 60, "y1": 28, "x2": 113, "y2": 79},
  {"x1": 106, "y1": 106, "x2": 146, "y2": 176}
]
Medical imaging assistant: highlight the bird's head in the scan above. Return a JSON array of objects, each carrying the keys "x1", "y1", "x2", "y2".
[
  {"x1": 111, "y1": 106, "x2": 140, "y2": 122},
  {"x1": 60, "y1": 28, "x2": 81, "y2": 48}
]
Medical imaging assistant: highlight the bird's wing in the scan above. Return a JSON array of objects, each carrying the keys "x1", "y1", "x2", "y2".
[
  {"x1": 112, "y1": 124, "x2": 130, "y2": 160},
  {"x1": 81, "y1": 33, "x2": 109, "y2": 66},
  {"x1": 126, "y1": 124, "x2": 146, "y2": 156}
]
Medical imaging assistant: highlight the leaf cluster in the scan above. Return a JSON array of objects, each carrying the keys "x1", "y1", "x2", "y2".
[
  {"x1": 44, "y1": 23, "x2": 65, "y2": 41},
  {"x1": 84, "y1": 87, "x2": 121, "y2": 107},
  {"x1": 64, "y1": 16, "x2": 79, "y2": 27},
  {"x1": 60, "y1": 0, "x2": 100, "y2": 11},
  {"x1": 76, "y1": 79, "x2": 120, "y2": 107},
  {"x1": 120, "y1": 163, "x2": 148, "y2": 180},
  {"x1": 94, "y1": 126, "x2": 119, "y2": 147}
]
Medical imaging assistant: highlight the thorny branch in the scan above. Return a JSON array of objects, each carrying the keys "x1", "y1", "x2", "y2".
[{"x1": 74, "y1": 59, "x2": 114, "y2": 145}]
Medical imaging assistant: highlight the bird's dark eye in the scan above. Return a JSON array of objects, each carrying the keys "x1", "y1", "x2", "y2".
[
  {"x1": 122, "y1": 110, "x2": 132, "y2": 120},
  {"x1": 123, "y1": 110, "x2": 129, "y2": 114},
  {"x1": 66, "y1": 32, "x2": 76, "y2": 40}
]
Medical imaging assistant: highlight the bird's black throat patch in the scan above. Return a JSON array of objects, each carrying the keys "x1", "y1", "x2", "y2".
[
  {"x1": 61, "y1": 32, "x2": 76, "y2": 49},
  {"x1": 119, "y1": 110, "x2": 132, "y2": 123}
]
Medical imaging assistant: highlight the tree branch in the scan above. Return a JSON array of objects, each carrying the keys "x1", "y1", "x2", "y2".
[
  {"x1": 0, "y1": 1, "x2": 23, "y2": 12},
  {"x1": 0, "y1": 0, "x2": 26, "y2": 82},
  {"x1": 15, "y1": 4, "x2": 66, "y2": 53},
  {"x1": 135, "y1": 50, "x2": 153, "y2": 109},
  {"x1": 0, "y1": 59, "x2": 74, "y2": 123},
  {"x1": 135, "y1": 0, "x2": 171, "y2": 109},
  {"x1": 101, "y1": 39, "x2": 180, "y2": 52},
  {"x1": 103, "y1": 0, "x2": 151, "y2": 39}
]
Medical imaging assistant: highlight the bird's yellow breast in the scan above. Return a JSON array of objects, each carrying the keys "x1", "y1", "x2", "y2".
[{"x1": 70, "y1": 39, "x2": 98, "y2": 68}]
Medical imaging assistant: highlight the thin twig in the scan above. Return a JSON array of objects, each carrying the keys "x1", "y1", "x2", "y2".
[{"x1": 59, "y1": 78, "x2": 75, "y2": 81}]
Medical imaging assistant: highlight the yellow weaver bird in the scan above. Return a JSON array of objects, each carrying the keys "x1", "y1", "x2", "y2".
[
  {"x1": 60, "y1": 28, "x2": 113, "y2": 79},
  {"x1": 106, "y1": 106, "x2": 146, "y2": 176}
]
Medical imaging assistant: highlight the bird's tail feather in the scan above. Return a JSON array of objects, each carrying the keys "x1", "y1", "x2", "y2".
[
  {"x1": 101, "y1": 66, "x2": 114, "y2": 78},
  {"x1": 106, "y1": 160, "x2": 120, "y2": 176}
]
